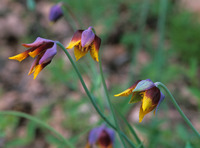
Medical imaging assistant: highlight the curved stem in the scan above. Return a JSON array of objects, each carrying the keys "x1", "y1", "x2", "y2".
[
  {"x1": 0, "y1": 111, "x2": 74, "y2": 148},
  {"x1": 57, "y1": 42, "x2": 136, "y2": 148},
  {"x1": 99, "y1": 52, "x2": 127, "y2": 148},
  {"x1": 155, "y1": 82, "x2": 200, "y2": 138}
]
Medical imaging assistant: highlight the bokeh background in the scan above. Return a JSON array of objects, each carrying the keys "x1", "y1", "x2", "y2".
[{"x1": 0, "y1": 0, "x2": 200, "y2": 147}]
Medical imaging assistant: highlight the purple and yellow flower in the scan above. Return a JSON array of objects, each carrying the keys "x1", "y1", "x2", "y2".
[
  {"x1": 49, "y1": 3, "x2": 63, "y2": 22},
  {"x1": 85, "y1": 125, "x2": 115, "y2": 148},
  {"x1": 66, "y1": 26, "x2": 101, "y2": 62},
  {"x1": 114, "y1": 79, "x2": 165, "y2": 122},
  {"x1": 9, "y1": 37, "x2": 57, "y2": 79}
]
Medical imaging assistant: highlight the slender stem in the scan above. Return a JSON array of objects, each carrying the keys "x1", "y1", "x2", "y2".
[
  {"x1": 0, "y1": 111, "x2": 74, "y2": 148},
  {"x1": 155, "y1": 82, "x2": 200, "y2": 138},
  {"x1": 99, "y1": 52, "x2": 127, "y2": 148},
  {"x1": 117, "y1": 109, "x2": 143, "y2": 147},
  {"x1": 57, "y1": 42, "x2": 136, "y2": 148}
]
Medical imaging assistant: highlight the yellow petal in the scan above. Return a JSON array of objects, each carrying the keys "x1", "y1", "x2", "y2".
[
  {"x1": 74, "y1": 46, "x2": 88, "y2": 61},
  {"x1": 9, "y1": 52, "x2": 29, "y2": 62},
  {"x1": 139, "y1": 105, "x2": 145, "y2": 122},
  {"x1": 114, "y1": 88, "x2": 132, "y2": 97},
  {"x1": 66, "y1": 40, "x2": 81, "y2": 49},
  {"x1": 90, "y1": 44, "x2": 99, "y2": 62},
  {"x1": 33, "y1": 64, "x2": 43, "y2": 79},
  {"x1": 66, "y1": 30, "x2": 83, "y2": 49},
  {"x1": 142, "y1": 94, "x2": 153, "y2": 112}
]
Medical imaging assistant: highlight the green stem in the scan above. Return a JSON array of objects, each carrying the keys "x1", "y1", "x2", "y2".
[
  {"x1": 155, "y1": 82, "x2": 200, "y2": 138},
  {"x1": 57, "y1": 42, "x2": 136, "y2": 148},
  {"x1": 0, "y1": 111, "x2": 74, "y2": 148},
  {"x1": 99, "y1": 52, "x2": 127, "y2": 148}
]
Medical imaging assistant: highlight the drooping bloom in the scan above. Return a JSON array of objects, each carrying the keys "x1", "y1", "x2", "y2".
[
  {"x1": 115, "y1": 79, "x2": 165, "y2": 122},
  {"x1": 49, "y1": 3, "x2": 63, "y2": 22},
  {"x1": 85, "y1": 125, "x2": 115, "y2": 148},
  {"x1": 9, "y1": 37, "x2": 57, "y2": 79},
  {"x1": 66, "y1": 26, "x2": 101, "y2": 62}
]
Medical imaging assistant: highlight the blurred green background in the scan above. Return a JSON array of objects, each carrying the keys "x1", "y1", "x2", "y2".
[{"x1": 0, "y1": 0, "x2": 200, "y2": 147}]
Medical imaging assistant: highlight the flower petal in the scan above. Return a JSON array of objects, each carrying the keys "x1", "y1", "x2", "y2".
[
  {"x1": 39, "y1": 43, "x2": 57, "y2": 64},
  {"x1": 81, "y1": 27, "x2": 95, "y2": 47},
  {"x1": 29, "y1": 42, "x2": 54, "y2": 58},
  {"x1": 22, "y1": 37, "x2": 52, "y2": 47},
  {"x1": 129, "y1": 92, "x2": 143, "y2": 104},
  {"x1": 66, "y1": 30, "x2": 83, "y2": 49},
  {"x1": 28, "y1": 57, "x2": 39, "y2": 75},
  {"x1": 139, "y1": 104, "x2": 156, "y2": 122},
  {"x1": 33, "y1": 61, "x2": 51, "y2": 79},
  {"x1": 133, "y1": 79, "x2": 155, "y2": 92},
  {"x1": 142, "y1": 93, "x2": 153, "y2": 112},
  {"x1": 33, "y1": 64, "x2": 43, "y2": 79},
  {"x1": 9, "y1": 48, "x2": 34, "y2": 62},
  {"x1": 90, "y1": 43, "x2": 99, "y2": 62},
  {"x1": 154, "y1": 91, "x2": 165, "y2": 115},
  {"x1": 49, "y1": 3, "x2": 63, "y2": 22},
  {"x1": 114, "y1": 80, "x2": 141, "y2": 97},
  {"x1": 74, "y1": 46, "x2": 88, "y2": 61}
]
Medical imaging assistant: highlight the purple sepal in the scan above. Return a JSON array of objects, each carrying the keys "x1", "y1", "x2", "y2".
[
  {"x1": 39, "y1": 43, "x2": 57, "y2": 64},
  {"x1": 49, "y1": 3, "x2": 63, "y2": 22},
  {"x1": 132, "y1": 79, "x2": 155, "y2": 92},
  {"x1": 81, "y1": 26, "x2": 95, "y2": 47},
  {"x1": 155, "y1": 91, "x2": 165, "y2": 114}
]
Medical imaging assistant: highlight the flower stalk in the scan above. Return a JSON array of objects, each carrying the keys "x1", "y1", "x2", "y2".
[
  {"x1": 155, "y1": 82, "x2": 200, "y2": 138},
  {"x1": 99, "y1": 50, "x2": 127, "y2": 148},
  {"x1": 56, "y1": 41, "x2": 136, "y2": 148}
]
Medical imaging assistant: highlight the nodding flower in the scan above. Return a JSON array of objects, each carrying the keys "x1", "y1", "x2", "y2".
[
  {"x1": 85, "y1": 125, "x2": 115, "y2": 148},
  {"x1": 115, "y1": 79, "x2": 165, "y2": 122},
  {"x1": 49, "y1": 3, "x2": 63, "y2": 22},
  {"x1": 9, "y1": 37, "x2": 57, "y2": 79},
  {"x1": 66, "y1": 26, "x2": 101, "y2": 62}
]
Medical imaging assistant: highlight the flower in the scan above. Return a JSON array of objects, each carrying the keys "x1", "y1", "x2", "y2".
[
  {"x1": 85, "y1": 125, "x2": 115, "y2": 148},
  {"x1": 114, "y1": 79, "x2": 165, "y2": 122},
  {"x1": 9, "y1": 37, "x2": 57, "y2": 79},
  {"x1": 49, "y1": 3, "x2": 63, "y2": 22},
  {"x1": 66, "y1": 26, "x2": 101, "y2": 62}
]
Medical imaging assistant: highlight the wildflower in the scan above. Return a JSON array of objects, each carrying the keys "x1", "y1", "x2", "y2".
[
  {"x1": 49, "y1": 3, "x2": 63, "y2": 22},
  {"x1": 66, "y1": 26, "x2": 101, "y2": 62},
  {"x1": 85, "y1": 125, "x2": 115, "y2": 148},
  {"x1": 9, "y1": 37, "x2": 57, "y2": 79},
  {"x1": 114, "y1": 79, "x2": 165, "y2": 122}
]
